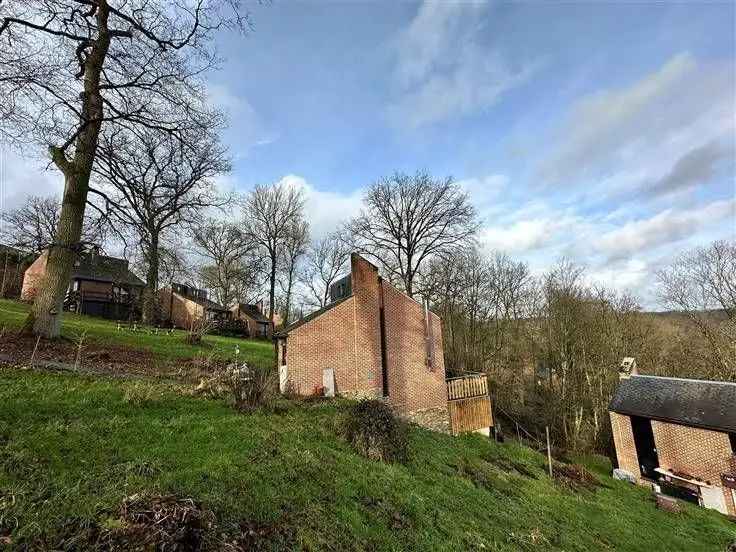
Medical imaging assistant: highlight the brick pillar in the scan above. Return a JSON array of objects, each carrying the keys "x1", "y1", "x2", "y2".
[{"x1": 350, "y1": 254, "x2": 384, "y2": 397}]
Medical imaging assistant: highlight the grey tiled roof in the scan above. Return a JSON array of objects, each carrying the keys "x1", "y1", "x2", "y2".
[{"x1": 609, "y1": 375, "x2": 736, "y2": 433}]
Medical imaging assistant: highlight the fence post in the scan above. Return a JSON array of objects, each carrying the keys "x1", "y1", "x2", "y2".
[{"x1": 546, "y1": 426, "x2": 553, "y2": 478}]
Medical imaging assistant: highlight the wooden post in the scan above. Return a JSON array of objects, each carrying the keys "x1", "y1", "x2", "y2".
[
  {"x1": 516, "y1": 422, "x2": 521, "y2": 445},
  {"x1": 546, "y1": 425, "x2": 553, "y2": 478}
]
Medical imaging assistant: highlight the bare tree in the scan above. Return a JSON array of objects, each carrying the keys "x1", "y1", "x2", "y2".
[
  {"x1": 242, "y1": 182, "x2": 306, "y2": 323},
  {"x1": 1, "y1": 195, "x2": 106, "y2": 253},
  {"x1": 192, "y1": 218, "x2": 261, "y2": 307},
  {"x1": 0, "y1": 0, "x2": 248, "y2": 337},
  {"x1": 91, "y1": 127, "x2": 230, "y2": 323},
  {"x1": 277, "y1": 220, "x2": 309, "y2": 325},
  {"x1": 346, "y1": 171, "x2": 478, "y2": 297},
  {"x1": 656, "y1": 240, "x2": 736, "y2": 379},
  {"x1": 302, "y1": 234, "x2": 351, "y2": 308}
]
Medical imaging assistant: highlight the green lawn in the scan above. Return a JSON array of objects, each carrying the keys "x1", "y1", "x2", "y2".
[
  {"x1": 1, "y1": 368, "x2": 733, "y2": 551},
  {"x1": 0, "y1": 299, "x2": 274, "y2": 366}
]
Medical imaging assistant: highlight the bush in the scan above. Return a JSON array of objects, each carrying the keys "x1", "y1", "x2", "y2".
[
  {"x1": 196, "y1": 361, "x2": 277, "y2": 412},
  {"x1": 342, "y1": 399, "x2": 408, "y2": 463}
]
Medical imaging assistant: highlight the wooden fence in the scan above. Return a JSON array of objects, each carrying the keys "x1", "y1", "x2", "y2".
[
  {"x1": 446, "y1": 373, "x2": 493, "y2": 436},
  {"x1": 446, "y1": 373, "x2": 488, "y2": 400}
]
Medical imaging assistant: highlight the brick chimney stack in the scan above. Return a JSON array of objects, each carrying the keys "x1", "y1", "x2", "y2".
[{"x1": 618, "y1": 357, "x2": 637, "y2": 379}]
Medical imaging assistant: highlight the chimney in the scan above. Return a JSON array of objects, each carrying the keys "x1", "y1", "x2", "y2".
[
  {"x1": 619, "y1": 357, "x2": 637, "y2": 379},
  {"x1": 257, "y1": 300, "x2": 264, "y2": 314}
]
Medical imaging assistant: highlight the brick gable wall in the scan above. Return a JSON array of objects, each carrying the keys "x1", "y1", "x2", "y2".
[
  {"x1": 383, "y1": 283, "x2": 447, "y2": 414},
  {"x1": 610, "y1": 410, "x2": 735, "y2": 516},
  {"x1": 21, "y1": 251, "x2": 48, "y2": 301},
  {"x1": 280, "y1": 254, "x2": 448, "y2": 416}
]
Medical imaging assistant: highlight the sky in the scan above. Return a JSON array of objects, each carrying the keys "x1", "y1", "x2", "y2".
[{"x1": 1, "y1": 0, "x2": 734, "y2": 307}]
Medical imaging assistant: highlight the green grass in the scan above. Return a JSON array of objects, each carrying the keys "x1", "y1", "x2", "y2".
[
  {"x1": 1, "y1": 368, "x2": 733, "y2": 551},
  {"x1": 0, "y1": 299, "x2": 274, "y2": 366}
]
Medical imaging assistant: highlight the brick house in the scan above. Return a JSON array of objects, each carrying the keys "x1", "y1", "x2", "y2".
[
  {"x1": 275, "y1": 253, "x2": 448, "y2": 423},
  {"x1": 231, "y1": 302, "x2": 273, "y2": 338},
  {"x1": 21, "y1": 248, "x2": 144, "y2": 320},
  {"x1": 609, "y1": 364, "x2": 736, "y2": 516},
  {"x1": 158, "y1": 283, "x2": 231, "y2": 329},
  {"x1": 0, "y1": 244, "x2": 32, "y2": 299}
]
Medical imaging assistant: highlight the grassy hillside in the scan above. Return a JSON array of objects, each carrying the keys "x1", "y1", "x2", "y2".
[
  {"x1": 0, "y1": 367, "x2": 733, "y2": 551},
  {"x1": 0, "y1": 299, "x2": 274, "y2": 366}
]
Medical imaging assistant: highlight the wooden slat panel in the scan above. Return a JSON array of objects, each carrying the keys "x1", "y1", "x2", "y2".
[
  {"x1": 446, "y1": 374, "x2": 488, "y2": 400},
  {"x1": 448, "y1": 396, "x2": 493, "y2": 435}
]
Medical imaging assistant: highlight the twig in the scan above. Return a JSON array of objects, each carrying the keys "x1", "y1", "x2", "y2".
[
  {"x1": 29, "y1": 335, "x2": 41, "y2": 367},
  {"x1": 74, "y1": 330, "x2": 87, "y2": 372}
]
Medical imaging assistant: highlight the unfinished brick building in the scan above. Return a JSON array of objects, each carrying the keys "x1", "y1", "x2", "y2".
[
  {"x1": 609, "y1": 364, "x2": 736, "y2": 516},
  {"x1": 275, "y1": 254, "x2": 448, "y2": 423}
]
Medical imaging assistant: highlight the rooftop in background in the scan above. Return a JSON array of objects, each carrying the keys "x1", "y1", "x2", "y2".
[
  {"x1": 170, "y1": 282, "x2": 229, "y2": 312},
  {"x1": 609, "y1": 375, "x2": 736, "y2": 433},
  {"x1": 235, "y1": 303, "x2": 270, "y2": 323},
  {"x1": 71, "y1": 251, "x2": 144, "y2": 288}
]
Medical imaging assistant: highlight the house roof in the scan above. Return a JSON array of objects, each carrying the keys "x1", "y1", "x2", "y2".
[
  {"x1": 71, "y1": 252, "x2": 144, "y2": 287},
  {"x1": 0, "y1": 243, "x2": 26, "y2": 256},
  {"x1": 274, "y1": 294, "x2": 353, "y2": 338},
  {"x1": 236, "y1": 303, "x2": 270, "y2": 324},
  {"x1": 182, "y1": 294, "x2": 229, "y2": 313},
  {"x1": 609, "y1": 375, "x2": 736, "y2": 433}
]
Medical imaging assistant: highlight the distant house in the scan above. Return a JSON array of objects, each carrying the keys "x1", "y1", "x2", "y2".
[
  {"x1": 609, "y1": 361, "x2": 736, "y2": 516},
  {"x1": 231, "y1": 302, "x2": 273, "y2": 338},
  {"x1": 21, "y1": 248, "x2": 144, "y2": 320},
  {"x1": 158, "y1": 283, "x2": 231, "y2": 329},
  {"x1": 275, "y1": 253, "x2": 492, "y2": 435},
  {"x1": 0, "y1": 244, "x2": 33, "y2": 299}
]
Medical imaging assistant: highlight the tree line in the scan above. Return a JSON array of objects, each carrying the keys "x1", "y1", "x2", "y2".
[{"x1": 1, "y1": 2, "x2": 733, "y2": 457}]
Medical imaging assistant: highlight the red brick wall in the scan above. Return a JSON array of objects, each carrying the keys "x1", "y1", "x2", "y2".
[
  {"x1": 281, "y1": 296, "x2": 358, "y2": 395},
  {"x1": 610, "y1": 410, "x2": 735, "y2": 516},
  {"x1": 158, "y1": 289, "x2": 204, "y2": 329},
  {"x1": 610, "y1": 411, "x2": 641, "y2": 476},
  {"x1": 383, "y1": 283, "x2": 447, "y2": 414},
  {"x1": 281, "y1": 253, "x2": 448, "y2": 415},
  {"x1": 20, "y1": 251, "x2": 48, "y2": 301},
  {"x1": 350, "y1": 254, "x2": 385, "y2": 397},
  {"x1": 652, "y1": 420, "x2": 734, "y2": 515}
]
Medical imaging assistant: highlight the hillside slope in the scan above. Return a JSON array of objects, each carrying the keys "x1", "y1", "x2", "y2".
[{"x1": 0, "y1": 367, "x2": 733, "y2": 551}]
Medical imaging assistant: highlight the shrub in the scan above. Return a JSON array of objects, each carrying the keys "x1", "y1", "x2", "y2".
[
  {"x1": 342, "y1": 399, "x2": 408, "y2": 463},
  {"x1": 196, "y1": 361, "x2": 277, "y2": 412}
]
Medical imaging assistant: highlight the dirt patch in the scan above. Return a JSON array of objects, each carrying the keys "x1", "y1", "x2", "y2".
[
  {"x1": 0, "y1": 332, "x2": 221, "y2": 382},
  {"x1": 552, "y1": 462, "x2": 602, "y2": 492},
  {"x1": 225, "y1": 518, "x2": 298, "y2": 551}
]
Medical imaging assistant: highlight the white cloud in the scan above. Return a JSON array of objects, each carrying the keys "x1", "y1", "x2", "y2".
[
  {"x1": 594, "y1": 199, "x2": 736, "y2": 261},
  {"x1": 389, "y1": 2, "x2": 534, "y2": 128},
  {"x1": 0, "y1": 147, "x2": 63, "y2": 215},
  {"x1": 275, "y1": 174, "x2": 363, "y2": 239},
  {"x1": 457, "y1": 174, "x2": 508, "y2": 213},
  {"x1": 539, "y1": 53, "x2": 735, "y2": 200}
]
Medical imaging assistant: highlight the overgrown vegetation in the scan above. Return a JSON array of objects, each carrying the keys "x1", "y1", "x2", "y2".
[
  {"x1": 429, "y1": 241, "x2": 736, "y2": 455},
  {"x1": 342, "y1": 399, "x2": 409, "y2": 464},
  {"x1": 1, "y1": 367, "x2": 732, "y2": 551}
]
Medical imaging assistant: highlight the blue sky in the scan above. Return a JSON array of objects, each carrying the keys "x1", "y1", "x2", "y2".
[{"x1": 3, "y1": 1, "x2": 735, "y2": 306}]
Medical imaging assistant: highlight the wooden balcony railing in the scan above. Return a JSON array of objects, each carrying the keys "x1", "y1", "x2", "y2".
[
  {"x1": 446, "y1": 373, "x2": 493, "y2": 435},
  {"x1": 446, "y1": 373, "x2": 488, "y2": 401}
]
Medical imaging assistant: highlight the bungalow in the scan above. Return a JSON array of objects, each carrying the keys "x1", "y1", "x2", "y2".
[
  {"x1": 609, "y1": 359, "x2": 736, "y2": 516},
  {"x1": 231, "y1": 302, "x2": 273, "y2": 338},
  {"x1": 21, "y1": 248, "x2": 144, "y2": 320},
  {"x1": 275, "y1": 253, "x2": 493, "y2": 434},
  {"x1": 158, "y1": 283, "x2": 231, "y2": 329}
]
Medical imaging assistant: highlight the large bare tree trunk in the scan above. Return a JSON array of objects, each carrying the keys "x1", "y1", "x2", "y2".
[
  {"x1": 142, "y1": 236, "x2": 160, "y2": 325},
  {"x1": 28, "y1": 173, "x2": 91, "y2": 337},
  {"x1": 25, "y1": 1, "x2": 111, "y2": 338}
]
